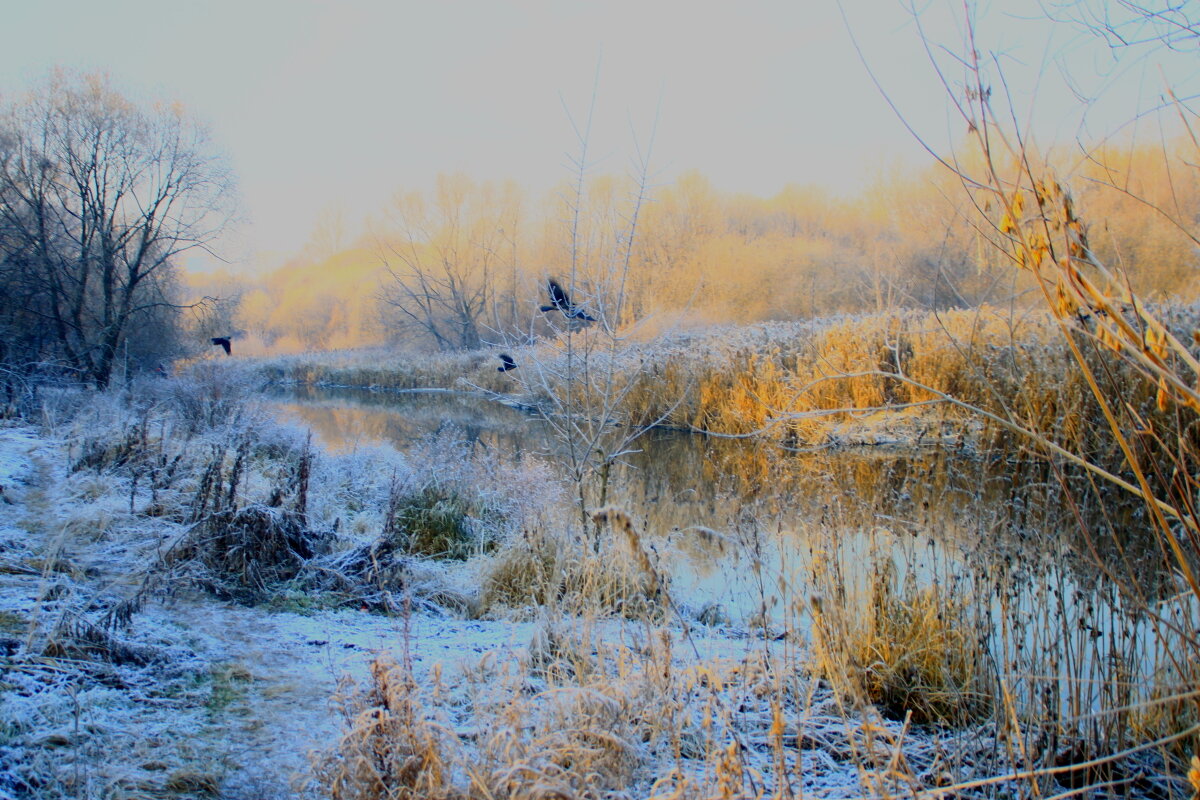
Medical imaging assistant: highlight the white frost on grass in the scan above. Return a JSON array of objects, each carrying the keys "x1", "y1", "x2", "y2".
[
  {"x1": 0, "y1": 426, "x2": 40, "y2": 485},
  {"x1": 0, "y1": 409, "x2": 887, "y2": 799},
  {"x1": 0, "y1": 426, "x2": 41, "y2": 544}
]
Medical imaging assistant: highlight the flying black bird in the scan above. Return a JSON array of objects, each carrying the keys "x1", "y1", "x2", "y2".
[
  {"x1": 539, "y1": 279, "x2": 596, "y2": 322},
  {"x1": 496, "y1": 353, "x2": 517, "y2": 372},
  {"x1": 211, "y1": 337, "x2": 232, "y2": 356}
]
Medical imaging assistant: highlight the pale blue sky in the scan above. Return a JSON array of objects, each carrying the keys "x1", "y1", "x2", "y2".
[{"x1": 3, "y1": 1, "x2": 1196, "y2": 272}]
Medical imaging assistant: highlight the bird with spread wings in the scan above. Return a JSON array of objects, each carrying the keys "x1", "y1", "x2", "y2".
[{"x1": 539, "y1": 279, "x2": 596, "y2": 322}]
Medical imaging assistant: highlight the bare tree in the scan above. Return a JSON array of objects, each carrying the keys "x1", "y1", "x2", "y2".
[
  {"x1": 377, "y1": 175, "x2": 521, "y2": 351},
  {"x1": 493, "y1": 84, "x2": 674, "y2": 546},
  {"x1": 0, "y1": 71, "x2": 235, "y2": 386}
]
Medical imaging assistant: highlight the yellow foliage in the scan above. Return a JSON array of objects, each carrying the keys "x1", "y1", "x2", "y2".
[{"x1": 184, "y1": 148, "x2": 1200, "y2": 356}]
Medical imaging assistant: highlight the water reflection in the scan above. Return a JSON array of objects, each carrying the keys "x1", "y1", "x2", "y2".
[
  {"x1": 266, "y1": 384, "x2": 1151, "y2": 603},
  {"x1": 265, "y1": 384, "x2": 548, "y2": 457},
  {"x1": 267, "y1": 386, "x2": 999, "y2": 541},
  {"x1": 267, "y1": 384, "x2": 1188, "y2": 722}
]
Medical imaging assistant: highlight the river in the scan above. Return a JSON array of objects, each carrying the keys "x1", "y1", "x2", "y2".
[{"x1": 264, "y1": 385, "x2": 1161, "y2": 626}]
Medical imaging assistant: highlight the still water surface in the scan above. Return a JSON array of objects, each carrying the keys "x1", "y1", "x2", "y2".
[{"x1": 266, "y1": 384, "x2": 1124, "y2": 622}]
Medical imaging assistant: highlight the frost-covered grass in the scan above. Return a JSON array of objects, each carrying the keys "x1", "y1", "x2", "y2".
[
  {"x1": 312, "y1": 620, "x2": 873, "y2": 800},
  {"x1": 0, "y1": 362, "x2": 1194, "y2": 799},
  {"x1": 1, "y1": 372, "x2": 765, "y2": 796},
  {"x1": 253, "y1": 347, "x2": 519, "y2": 397},
  {"x1": 0, "y1": 373, "x2": 566, "y2": 797}
]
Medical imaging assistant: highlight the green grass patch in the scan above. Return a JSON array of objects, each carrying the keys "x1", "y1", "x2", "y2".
[
  {"x1": 262, "y1": 588, "x2": 350, "y2": 615},
  {"x1": 388, "y1": 485, "x2": 480, "y2": 559},
  {"x1": 203, "y1": 663, "x2": 253, "y2": 715}
]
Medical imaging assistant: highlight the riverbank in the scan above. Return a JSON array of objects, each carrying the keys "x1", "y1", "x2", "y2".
[
  {"x1": 245, "y1": 305, "x2": 1198, "y2": 458},
  {"x1": 0, "y1": 380, "x2": 866, "y2": 798}
]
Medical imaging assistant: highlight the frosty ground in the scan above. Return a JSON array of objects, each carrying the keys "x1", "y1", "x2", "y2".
[
  {"x1": 0, "y1": 390, "x2": 892, "y2": 800},
  {"x1": 6, "y1": 365, "x2": 1177, "y2": 800}
]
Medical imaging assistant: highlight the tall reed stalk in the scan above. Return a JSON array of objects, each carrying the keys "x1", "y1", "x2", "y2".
[{"x1": 896, "y1": 8, "x2": 1200, "y2": 791}]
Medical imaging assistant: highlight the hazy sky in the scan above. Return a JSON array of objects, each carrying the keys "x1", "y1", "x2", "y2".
[{"x1": 3, "y1": 1, "x2": 1197, "y2": 273}]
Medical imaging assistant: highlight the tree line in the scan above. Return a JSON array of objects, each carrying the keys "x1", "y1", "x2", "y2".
[
  {"x1": 221, "y1": 147, "x2": 1200, "y2": 355},
  {"x1": 3, "y1": 70, "x2": 1196, "y2": 378}
]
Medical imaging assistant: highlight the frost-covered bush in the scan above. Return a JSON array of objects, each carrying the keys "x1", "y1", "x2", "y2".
[
  {"x1": 304, "y1": 429, "x2": 564, "y2": 612},
  {"x1": 165, "y1": 361, "x2": 263, "y2": 435}
]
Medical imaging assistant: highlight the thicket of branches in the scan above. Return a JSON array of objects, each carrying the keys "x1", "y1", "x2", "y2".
[{"x1": 0, "y1": 71, "x2": 235, "y2": 389}]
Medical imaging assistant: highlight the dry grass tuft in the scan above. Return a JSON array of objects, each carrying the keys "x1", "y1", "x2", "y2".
[
  {"x1": 313, "y1": 655, "x2": 462, "y2": 800},
  {"x1": 478, "y1": 516, "x2": 667, "y2": 620},
  {"x1": 166, "y1": 504, "x2": 331, "y2": 602},
  {"x1": 163, "y1": 769, "x2": 223, "y2": 796},
  {"x1": 117, "y1": 433, "x2": 336, "y2": 608},
  {"x1": 807, "y1": 553, "x2": 993, "y2": 727},
  {"x1": 43, "y1": 614, "x2": 161, "y2": 665},
  {"x1": 313, "y1": 622, "x2": 784, "y2": 800},
  {"x1": 1128, "y1": 655, "x2": 1200, "y2": 760}
]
